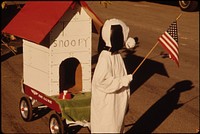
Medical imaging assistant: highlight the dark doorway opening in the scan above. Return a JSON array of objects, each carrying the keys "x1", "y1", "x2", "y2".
[{"x1": 59, "y1": 58, "x2": 82, "y2": 93}]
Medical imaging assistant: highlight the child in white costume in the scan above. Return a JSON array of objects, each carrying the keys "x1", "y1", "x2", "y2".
[{"x1": 91, "y1": 18, "x2": 137, "y2": 133}]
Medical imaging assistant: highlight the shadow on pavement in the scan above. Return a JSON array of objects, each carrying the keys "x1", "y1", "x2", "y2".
[
  {"x1": 123, "y1": 49, "x2": 169, "y2": 95},
  {"x1": 66, "y1": 125, "x2": 84, "y2": 134},
  {"x1": 126, "y1": 80, "x2": 194, "y2": 133},
  {"x1": 31, "y1": 106, "x2": 51, "y2": 121}
]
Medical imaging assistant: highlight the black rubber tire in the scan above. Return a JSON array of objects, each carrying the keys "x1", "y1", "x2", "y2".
[
  {"x1": 19, "y1": 97, "x2": 33, "y2": 122},
  {"x1": 49, "y1": 113, "x2": 65, "y2": 134},
  {"x1": 179, "y1": 0, "x2": 199, "y2": 11}
]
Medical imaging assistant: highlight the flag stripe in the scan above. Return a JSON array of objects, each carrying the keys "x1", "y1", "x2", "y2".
[
  {"x1": 164, "y1": 32, "x2": 178, "y2": 50},
  {"x1": 158, "y1": 37, "x2": 179, "y2": 61},
  {"x1": 160, "y1": 33, "x2": 179, "y2": 56},
  {"x1": 158, "y1": 38, "x2": 179, "y2": 66}
]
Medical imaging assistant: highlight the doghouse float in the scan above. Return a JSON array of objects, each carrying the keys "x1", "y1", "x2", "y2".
[{"x1": 3, "y1": 1, "x2": 103, "y2": 133}]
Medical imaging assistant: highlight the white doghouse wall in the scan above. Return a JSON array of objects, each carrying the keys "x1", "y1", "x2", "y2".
[
  {"x1": 23, "y1": 40, "x2": 49, "y2": 95},
  {"x1": 23, "y1": 5, "x2": 92, "y2": 96}
]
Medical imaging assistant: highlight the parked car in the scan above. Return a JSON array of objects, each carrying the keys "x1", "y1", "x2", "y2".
[{"x1": 178, "y1": 0, "x2": 199, "y2": 11}]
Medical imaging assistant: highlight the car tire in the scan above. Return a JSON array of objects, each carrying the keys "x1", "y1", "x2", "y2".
[{"x1": 179, "y1": 0, "x2": 199, "y2": 11}]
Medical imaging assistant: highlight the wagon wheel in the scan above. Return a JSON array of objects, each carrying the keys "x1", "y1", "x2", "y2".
[
  {"x1": 49, "y1": 113, "x2": 65, "y2": 134},
  {"x1": 19, "y1": 97, "x2": 33, "y2": 121}
]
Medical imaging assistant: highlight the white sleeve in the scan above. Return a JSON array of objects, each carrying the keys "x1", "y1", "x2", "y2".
[{"x1": 92, "y1": 54, "x2": 132, "y2": 94}]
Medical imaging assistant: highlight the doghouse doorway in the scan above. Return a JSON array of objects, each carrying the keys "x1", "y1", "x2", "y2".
[{"x1": 59, "y1": 58, "x2": 82, "y2": 93}]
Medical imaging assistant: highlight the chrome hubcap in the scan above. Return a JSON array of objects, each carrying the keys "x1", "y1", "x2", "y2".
[
  {"x1": 50, "y1": 118, "x2": 60, "y2": 133},
  {"x1": 20, "y1": 100, "x2": 28, "y2": 119}
]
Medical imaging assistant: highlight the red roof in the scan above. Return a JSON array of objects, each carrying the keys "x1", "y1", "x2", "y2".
[{"x1": 2, "y1": 1, "x2": 103, "y2": 44}]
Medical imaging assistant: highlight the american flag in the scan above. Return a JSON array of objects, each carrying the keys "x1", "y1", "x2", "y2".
[{"x1": 158, "y1": 21, "x2": 179, "y2": 67}]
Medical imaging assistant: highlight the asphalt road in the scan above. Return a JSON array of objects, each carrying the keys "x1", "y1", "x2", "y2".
[{"x1": 1, "y1": 1, "x2": 199, "y2": 133}]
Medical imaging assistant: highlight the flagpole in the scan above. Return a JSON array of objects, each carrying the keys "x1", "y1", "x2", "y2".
[
  {"x1": 176, "y1": 13, "x2": 182, "y2": 21},
  {"x1": 132, "y1": 13, "x2": 182, "y2": 75}
]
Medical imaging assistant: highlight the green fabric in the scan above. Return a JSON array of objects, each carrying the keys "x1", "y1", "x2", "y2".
[{"x1": 51, "y1": 92, "x2": 91, "y2": 122}]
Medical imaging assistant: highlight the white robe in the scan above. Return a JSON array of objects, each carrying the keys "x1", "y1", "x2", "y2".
[{"x1": 91, "y1": 50, "x2": 132, "y2": 133}]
